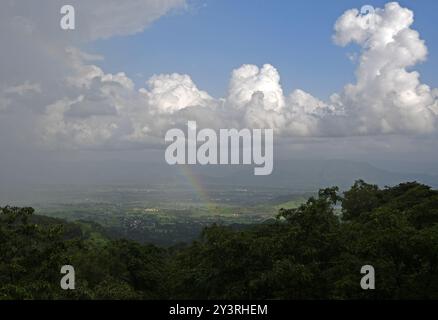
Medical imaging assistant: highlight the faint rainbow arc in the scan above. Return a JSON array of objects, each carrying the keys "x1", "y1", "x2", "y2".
[{"x1": 178, "y1": 165, "x2": 217, "y2": 215}]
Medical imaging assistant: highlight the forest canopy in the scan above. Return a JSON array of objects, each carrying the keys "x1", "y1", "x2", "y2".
[{"x1": 1, "y1": 180, "x2": 438, "y2": 300}]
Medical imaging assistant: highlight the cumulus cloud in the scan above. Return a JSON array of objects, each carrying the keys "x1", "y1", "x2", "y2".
[
  {"x1": 228, "y1": 64, "x2": 285, "y2": 111},
  {"x1": 1, "y1": 1, "x2": 438, "y2": 151},
  {"x1": 141, "y1": 73, "x2": 213, "y2": 114},
  {"x1": 331, "y1": 2, "x2": 437, "y2": 135}
]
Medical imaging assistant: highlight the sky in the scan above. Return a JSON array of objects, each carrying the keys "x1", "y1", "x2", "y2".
[
  {"x1": 1, "y1": 0, "x2": 438, "y2": 186},
  {"x1": 89, "y1": 0, "x2": 438, "y2": 99}
]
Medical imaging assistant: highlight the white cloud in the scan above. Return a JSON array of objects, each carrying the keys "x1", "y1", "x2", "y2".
[
  {"x1": 228, "y1": 64, "x2": 285, "y2": 112},
  {"x1": 141, "y1": 73, "x2": 213, "y2": 114},
  {"x1": 78, "y1": 0, "x2": 186, "y2": 40},
  {"x1": 1, "y1": 1, "x2": 438, "y2": 151},
  {"x1": 331, "y1": 2, "x2": 437, "y2": 135}
]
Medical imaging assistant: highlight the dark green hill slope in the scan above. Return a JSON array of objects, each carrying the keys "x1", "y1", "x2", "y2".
[{"x1": 1, "y1": 180, "x2": 438, "y2": 299}]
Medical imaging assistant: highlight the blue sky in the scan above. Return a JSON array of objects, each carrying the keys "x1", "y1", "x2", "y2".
[{"x1": 88, "y1": 0, "x2": 438, "y2": 100}]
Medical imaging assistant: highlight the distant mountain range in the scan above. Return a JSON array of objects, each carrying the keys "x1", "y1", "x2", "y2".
[
  {"x1": 1, "y1": 158, "x2": 438, "y2": 192},
  {"x1": 186, "y1": 159, "x2": 438, "y2": 191}
]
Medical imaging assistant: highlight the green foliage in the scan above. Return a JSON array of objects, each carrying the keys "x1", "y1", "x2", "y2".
[
  {"x1": 0, "y1": 206, "x2": 167, "y2": 299},
  {"x1": 1, "y1": 180, "x2": 438, "y2": 299}
]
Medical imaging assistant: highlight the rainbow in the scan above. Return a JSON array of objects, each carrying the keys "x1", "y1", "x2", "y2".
[{"x1": 179, "y1": 165, "x2": 217, "y2": 215}]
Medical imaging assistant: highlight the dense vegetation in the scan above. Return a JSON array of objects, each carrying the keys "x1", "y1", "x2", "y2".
[{"x1": 1, "y1": 180, "x2": 438, "y2": 299}]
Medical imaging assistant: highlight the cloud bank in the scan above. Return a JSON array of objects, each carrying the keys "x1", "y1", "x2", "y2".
[{"x1": 1, "y1": 1, "x2": 437, "y2": 150}]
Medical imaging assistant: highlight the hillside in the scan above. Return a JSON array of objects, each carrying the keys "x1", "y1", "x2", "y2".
[{"x1": 1, "y1": 180, "x2": 438, "y2": 299}]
